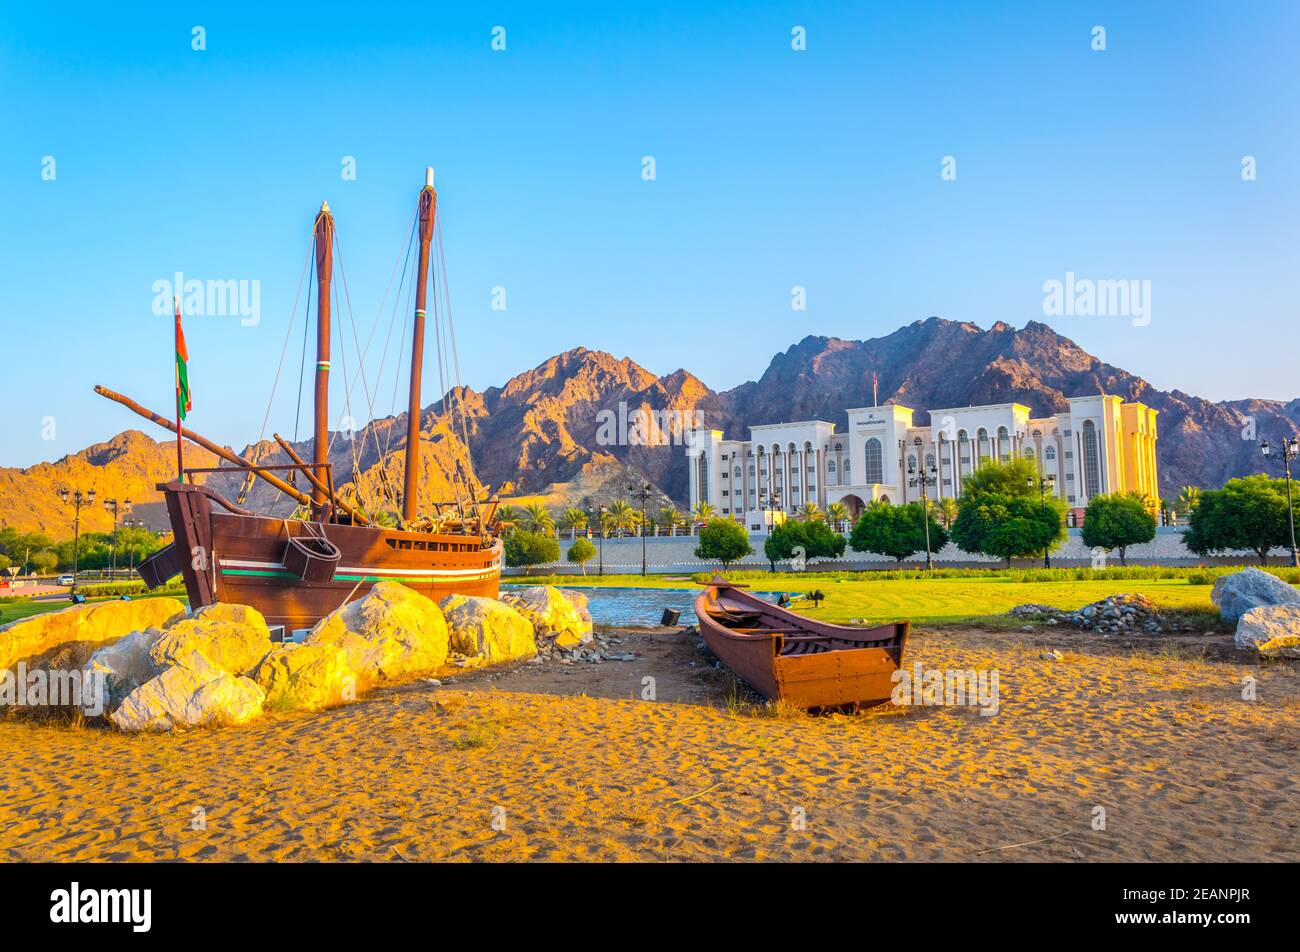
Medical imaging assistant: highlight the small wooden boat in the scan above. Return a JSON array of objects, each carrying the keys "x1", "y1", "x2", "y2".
[{"x1": 694, "y1": 576, "x2": 908, "y2": 709}]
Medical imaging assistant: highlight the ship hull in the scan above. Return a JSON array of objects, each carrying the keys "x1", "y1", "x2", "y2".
[{"x1": 148, "y1": 483, "x2": 502, "y2": 631}]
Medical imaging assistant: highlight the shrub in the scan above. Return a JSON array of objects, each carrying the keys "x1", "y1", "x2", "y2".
[
  {"x1": 504, "y1": 531, "x2": 561, "y2": 571},
  {"x1": 694, "y1": 518, "x2": 753, "y2": 569}
]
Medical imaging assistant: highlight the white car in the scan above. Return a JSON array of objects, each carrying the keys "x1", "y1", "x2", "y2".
[{"x1": 57, "y1": 575, "x2": 75, "y2": 586}]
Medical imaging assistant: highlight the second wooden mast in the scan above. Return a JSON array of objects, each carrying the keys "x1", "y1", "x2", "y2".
[
  {"x1": 403, "y1": 169, "x2": 437, "y2": 523},
  {"x1": 312, "y1": 201, "x2": 335, "y2": 522}
]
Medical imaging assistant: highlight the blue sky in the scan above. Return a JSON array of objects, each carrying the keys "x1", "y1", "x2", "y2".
[{"x1": 1, "y1": 1, "x2": 1296, "y2": 467}]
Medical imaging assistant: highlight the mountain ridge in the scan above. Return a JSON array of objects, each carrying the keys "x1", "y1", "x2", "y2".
[{"x1": 3, "y1": 318, "x2": 1297, "y2": 538}]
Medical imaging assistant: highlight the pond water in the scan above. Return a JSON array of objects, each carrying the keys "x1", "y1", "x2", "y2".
[{"x1": 502, "y1": 584, "x2": 783, "y2": 627}]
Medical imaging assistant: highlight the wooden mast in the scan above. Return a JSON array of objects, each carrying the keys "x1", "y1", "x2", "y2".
[
  {"x1": 312, "y1": 202, "x2": 334, "y2": 522},
  {"x1": 403, "y1": 168, "x2": 437, "y2": 522}
]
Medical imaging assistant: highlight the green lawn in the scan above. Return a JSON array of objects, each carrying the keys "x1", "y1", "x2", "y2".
[
  {"x1": 2, "y1": 576, "x2": 1221, "y2": 630},
  {"x1": 511, "y1": 573, "x2": 1218, "y2": 626}
]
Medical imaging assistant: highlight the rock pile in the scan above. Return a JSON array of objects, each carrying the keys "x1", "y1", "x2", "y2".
[
  {"x1": 1010, "y1": 594, "x2": 1188, "y2": 634},
  {"x1": 3, "y1": 581, "x2": 618, "y2": 731}
]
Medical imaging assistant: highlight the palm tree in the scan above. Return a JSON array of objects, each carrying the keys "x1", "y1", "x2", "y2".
[
  {"x1": 795, "y1": 502, "x2": 823, "y2": 522},
  {"x1": 522, "y1": 502, "x2": 555, "y2": 536},
  {"x1": 559, "y1": 507, "x2": 588, "y2": 539},
  {"x1": 605, "y1": 500, "x2": 637, "y2": 537},
  {"x1": 691, "y1": 501, "x2": 715, "y2": 533},
  {"x1": 826, "y1": 501, "x2": 849, "y2": 532},
  {"x1": 1175, "y1": 485, "x2": 1200, "y2": 521},
  {"x1": 494, "y1": 504, "x2": 521, "y2": 535},
  {"x1": 936, "y1": 497, "x2": 958, "y2": 529},
  {"x1": 657, "y1": 506, "x2": 683, "y2": 536}
]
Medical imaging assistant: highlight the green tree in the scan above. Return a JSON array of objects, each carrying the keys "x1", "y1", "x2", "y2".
[
  {"x1": 656, "y1": 506, "x2": 684, "y2": 535},
  {"x1": 1184, "y1": 475, "x2": 1293, "y2": 565},
  {"x1": 690, "y1": 501, "x2": 716, "y2": 526},
  {"x1": 950, "y1": 493, "x2": 1066, "y2": 567},
  {"x1": 935, "y1": 497, "x2": 958, "y2": 529},
  {"x1": 604, "y1": 500, "x2": 638, "y2": 536},
  {"x1": 694, "y1": 518, "x2": 753, "y2": 569},
  {"x1": 960, "y1": 457, "x2": 1039, "y2": 499},
  {"x1": 1175, "y1": 485, "x2": 1201, "y2": 521},
  {"x1": 30, "y1": 550, "x2": 59, "y2": 575},
  {"x1": 849, "y1": 501, "x2": 951, "y2": 563},
  {"x1": 764, "y1": 519, "x2": 846, "y2": 570},
  {"x1": 567, "y1": 537, "x2": 597, "y2": 575},
  {"x1": 504, "y1": 530, "x2": 561, "y2": 572},
  {"x1": 0, "y1": 554, "x2": 11, "y2": 572},
  {"x1": 1082, "y1": 493, "x2": 1157, "y2": 566},
  {"x1": 825, "y1": 501, "x2": 850, "y2": 531},
  {"x1": 559, "y1": 507, "x2": 588, "y2": 539},
  {"x1": 794, "y1": 502, "x2": 823, "y2": 522},
  {"x1": 522, "y1": 502, "x2": 556, "y2": 535}
]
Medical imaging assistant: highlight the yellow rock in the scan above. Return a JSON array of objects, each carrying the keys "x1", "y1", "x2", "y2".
[
  {"x1": 253, "y1": 643, "x2": 356, "y2": 711},
  {"x1": 110, "y1": 648, "x2": 265, "y2": 732},
  {"x1": 439, "y1": 595, "x2": 537, "y2": 662},
  {"x1": 0, "y1": 597, "x2": 186, "y2": 673},
  {"x1": 307, "y1": 581, "x2": 449, "y2": 681},
  {"x1": 501, "y1": 586, "x2": 593, "y2": 643},
  {"x1": 150, "y1": 616, "x2": 272, "y2": 677},
  {"x1": 193, "y1": 602, "x2": 271, "y2": 639}
]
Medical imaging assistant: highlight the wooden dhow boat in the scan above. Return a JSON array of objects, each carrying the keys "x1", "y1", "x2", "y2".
[
  {"x1": 98, "y1": 170, "x2": 504, "y2": 632},
  {"x1": 695, "y1": 577, "x2": 908, "y2": 709}
]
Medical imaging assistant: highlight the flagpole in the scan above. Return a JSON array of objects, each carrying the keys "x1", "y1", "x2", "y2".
[{"x1": 175, "y1": 296, "x2": 185, "y2": 484}]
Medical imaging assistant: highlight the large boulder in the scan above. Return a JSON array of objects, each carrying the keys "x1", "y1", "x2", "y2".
[
  {"x1": 501, "y1": 586, "x2": 593, "y2": 646},
  {"x1": 192, "y1": 602, "x2": 272, "y2": 639},
  {"x1": 306, "y1": 581, "x2": 449, "y2": 681},
  {"x1": 0, "y1": 597, "x2": 186, "y2": 672},
  {"x1": 83, "y1": 627, "x2": 166, "y2": 711},
  {"x1": 557, "y1": 588, "x2": 594, "y2": 627},
  {"x1": 253, "y1": 643, "x2": 356, "y2": 711},
  {"x1": 149, "y1": 615, "x2": 272, "y2": 677},
  {"x1": 110, "y1": 649, "x2": 265, "y2": 732},
  {"x1": 438, "y1": 595, "x2": 537, "y2": 662},
  {"x1": 1211, "y1": 568, "x2": 1300, "y2": 623},
  {"x1": 1235, "y1": 604, "x2": 1300, "y2": 658}
]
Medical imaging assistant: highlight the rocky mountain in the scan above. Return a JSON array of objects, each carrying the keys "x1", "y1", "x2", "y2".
[{"x1": 3, "y1": 318, "x2": 1296, "y2": 538}]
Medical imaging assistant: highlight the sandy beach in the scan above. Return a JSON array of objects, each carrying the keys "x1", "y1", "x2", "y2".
[{"x1": 2, "y1": 624, "x2": 1296, "y2": 862}]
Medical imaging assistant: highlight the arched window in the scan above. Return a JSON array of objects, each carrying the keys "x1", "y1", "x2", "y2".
[
  {"x1": 827, "y1": 460, "x2": 837, "y2": 472},
  {"x1": 925, "y1": 453, "x2": 936, "y2": 471},
  {"x1": 997, "y1": 426, "x2": 1011, "y2": 461},
  {"x1": 906, "y1": 454, "x2": 917, "y2": 471},
  {"x1": 1045, "y1": 446, "x2": 1056, "y2": 461},
  {"x1": 977, "y1": 428, "x2": 990, "y2": 461},
  {"x1": 864, "y1": 438, "x2": 884, "y2": 484},
  {"x1": 748, "y1": 464, "x2": 755, "y2": 476},
  {"x1": 1022, "y1": 447, "x2": 1036, "y2": 459},
  {"x1": 1082, "y1": 420, "x2": 1101, "y2": 497},
  {"x1": 733, "y1": 466, "x2": 741, "y2": 478}
]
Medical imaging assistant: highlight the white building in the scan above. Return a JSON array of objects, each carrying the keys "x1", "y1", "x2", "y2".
[{"x1": 687, "y1": 394, "x2": 1158, "y2": 531}]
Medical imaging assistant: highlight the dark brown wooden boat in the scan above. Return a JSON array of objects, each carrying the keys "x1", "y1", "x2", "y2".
[
  {"x1": 694, "y1": 577, "x2": 908, "y2": 709},
  {"x1": 98, "y1": 170, "x2": 504, "y2": 631}
]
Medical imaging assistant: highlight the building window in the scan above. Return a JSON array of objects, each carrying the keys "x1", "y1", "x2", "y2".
[
  {"x1": 748, "y1": 465, "x2": 755, "y2": 477},
  {"x1": 1022, "y1": 447, "x2": 1036, "y2": 459},
  {"x1": 997, "y1": 426, "x2": 1011, "y2": 461},
  {"x1": 1045, "y1": 446, "x2": 1056, "y2": 461},
  {"x1": 864, "y1": 438, "x2": 884, "y2": 484},
  {"x1": 1082, "y1": 420, "x2": 1101, "y2": 497},
  {"x1": 733, "y1": 466, "x2": 741, "y2": 478}
]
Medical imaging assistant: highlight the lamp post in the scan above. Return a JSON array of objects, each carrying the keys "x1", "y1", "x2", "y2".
[
  {"x1": 907, "y1": 437, "x2": 938, "y2": 571},
  {"x1": 1261, "y1": 437, "x2": 1300, "y2": 567},
  {"x1": 1027, "y1": 472, "x2": 1058, "y2": 568},
  {"x1": 122, "y1": 517, "x2": 146, "y2": 573},
  {"x1": 102, "y1": 497, "x2": 132, "y2": 577},
  {"x1": 588, "y1": 505, "x2": 607, "y2": 577},
  {"x1": 628, "y1": 483, "x2": 654, "y2": 576},
  {"x1": 58, "y1": 487, "x2": 95, "y2": 595}
]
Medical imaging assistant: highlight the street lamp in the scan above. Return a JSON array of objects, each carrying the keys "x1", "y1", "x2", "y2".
[
  {"x1": 1261, "y1": 437, "x2": 1300, "y2": 567},
  {"x1": 589, "y1": 504, "x2": 607, "y2": 577},
  {"x1": 102, "y1": 497, "x2": 132, "y2": 577},
  {"x1": 628, "y1": 482, "x2": 654, "y2": 576},
  {"x1": 1027, "y1": 472, "x2": 1057, "y2": 568},
  {"x1": 122, "y1": 517, "x2": 147, "y2": 573},
  {"x1": 58, "y1": 487, "x2": 96, "y2": 595},
  {"x1": 907, "y1": 437, "x2": 938, "y2": 571}
]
